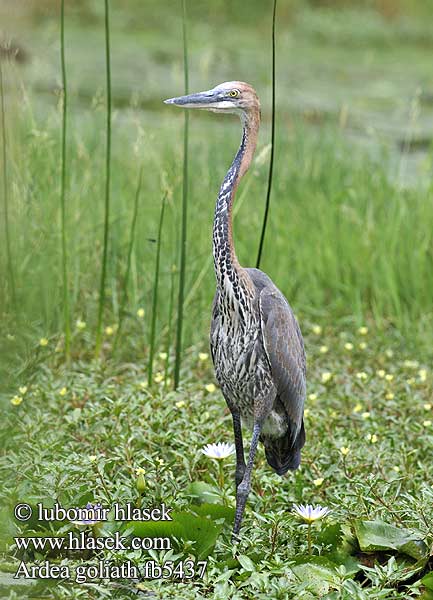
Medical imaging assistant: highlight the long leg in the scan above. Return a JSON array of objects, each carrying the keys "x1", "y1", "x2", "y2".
[
  {"x1": 231, "y1": 409, "x2": 246, "y2": 488},
  {"x1": 232, "y1": 420, "x2": 262, "y2": 541}
]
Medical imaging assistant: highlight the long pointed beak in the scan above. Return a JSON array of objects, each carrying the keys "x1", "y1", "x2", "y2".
[{"x1": 164, "y1": 90, "x2": 217, "y2": 108}]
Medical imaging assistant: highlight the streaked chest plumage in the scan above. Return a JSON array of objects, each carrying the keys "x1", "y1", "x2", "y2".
[{"x1": 210, "y1": 288, "x2": 274, "y2": 417}]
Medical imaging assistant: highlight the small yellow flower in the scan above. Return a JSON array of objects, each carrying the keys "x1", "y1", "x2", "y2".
[
  {"x1": 362, "y1": 412, "x2": 370, "y2": 419},
  {"x1": 377, "y1": 369, "x2": 386, "y2": 378},
  {"x1": 385, "y1": 349, "x2": 394, "y2": 358},
  {"x1": 154, "y1": 372, "x2": 164, "y2": 383},
  {"x1": 89, "y1": 455, "x2": 97, "y2": 462},
  {"x1": 308, "y1": 393, "x2": 318, "y2": 401},
  {"x1": 304, "y1": 408, "x2": 310, "y2": 417},
  {"x1": 423, "y1": 420, "x2": 432, "y2": 427},
  {"x1": 366, "y1": 433, "x2": 378, "y2": 443},
  {"x1": 358, "y1": 326, "x2": 368, "y2": 336},
  {"x1": 139, "y1": 380, "x2": 148, "y2": 389},
  {"x1": 385, "y1": 392, "x2": 395, "y2": 400},
  {"x1": 198, "y1": 352, "x2": 209, "y2": 361},
  {"x1": 175, "y1": 400, "x2": 186, "y2": 408},
  {"x1": 312, "y1": 325, "x2": 322, "y2": 335},
  {"x1": 319, "y1": 345, "x2": 329, "y2": 354},
  {"x1": 76, "y1": 319, "x2": 86, "y2": 330},
  {"x1": 39, "y1": 337, "x2": 49, "y2": 347},
  {"x1": 313, "y1": 477, "x2": 324, "y2": 487},
  {"x1": 321, "y1": 372, "x2": 333, "y2": 384},
  {"x1": 356, "y1": 372, "x2": 368, "y2": 381},
  {"x1": 137, "y1": 308, "x2": 145, "y2": 318},
  {"x1": 340, "y1": 446, "x2": 350, "y2": 456},
  {"x1": 423, "y1": 403, "x2": 431, "y2": 411},
  {"x1": 359, "y1": 342, "x2": 367, "y2": 350},
  {"x1": 19, "y1": 386, "x2": 28, "y2": 395},
  {"x1": 105, "y1": 326, "x2": 114, "y2": 336},
  {"x1": 159, "y1": 352, "x2": 168, "y2": 360},
  {"x1": 11, "y1": 395, "x2": 23, "y2": 406},
  {"x1": 59, "y1": 387, "x2": 67, "y2": 396},
  {"x1": 385, "y1": 374, "x2": 394, "y2": 382},
  {"x1": 205, "y1": 383, "x2": 216, "y2": 393},
  {"x1": 392, "y1": 466, "x2": 400, "y2": 473},
  {"x1": 353, "y1": 403, "x2": 363, "y2": 413},
  {"x1": 344, "y1": 342, "x2": 354, "y2": 351},
  {"x1": 135, "y1": 467, "x2": 145, "y2": 475},
  {"x1": 407, "y1": 377, "x2": 415, "y2": 385},
  {"x1": 419, "y1": 369, "x2": 427, "y2": 382},
  {"x1": 157, "y1": 458, "x2": 165, "y2": 466},
  {"x1": 330, "y1": 409, "x2": 337, "y2": 418}
]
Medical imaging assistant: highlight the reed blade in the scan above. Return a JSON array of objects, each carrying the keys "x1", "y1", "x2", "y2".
[
  {"x1": 256, "y1": 0, "x2": 277, "y2": 269},
  {"x1": 95, "y1": 0, "x2": 112, "y2": 357},
  {"x1": 148, "y1": 193, "x2": 167, "y2": 386},
  {"x1": 0, "y1": 59, "x2": 16, "y2": 310},
  {"x1": 112, "y1": 167, "x2": 143, "y2": 354},
  {"x1": 173, "y1": 0, "x2": 189, "y2": 389},
  {"x1": 60, "y1": 0, "x2": 71, "y2": 360}
]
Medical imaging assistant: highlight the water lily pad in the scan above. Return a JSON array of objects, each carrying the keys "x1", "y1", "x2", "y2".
[
  {"x1": 128, "y1": 509, "x2": 223, "y2": 558},
  {"x1": 190, "y1": 502, "x2": 235, "y2": 524},
  {"x1": 354, "y1": 520, "x2": 428, "y2": 560},
  {"x1": 290, "y1": 556, "x2": 341, "y2": 596},
  {"x1": 186, "y1": 481, "x2": 221, "y2": 504}
]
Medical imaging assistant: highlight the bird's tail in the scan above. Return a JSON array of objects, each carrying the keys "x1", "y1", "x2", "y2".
[{"x1": 263, "y1": 420, "x2": 306, "y2": 476}]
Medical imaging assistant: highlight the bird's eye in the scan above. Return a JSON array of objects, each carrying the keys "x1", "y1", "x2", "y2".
[{"x1": 228, "y1": 89, "x2": 240, "y2": 98}]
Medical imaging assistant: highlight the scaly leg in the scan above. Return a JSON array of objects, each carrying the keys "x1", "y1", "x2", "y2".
[
  {"x1": 232, "y1": 421, "x2": 262, "y2": 541},
  {"x1": 231, "y1": 410, "x2": 246, "y2": 488}
]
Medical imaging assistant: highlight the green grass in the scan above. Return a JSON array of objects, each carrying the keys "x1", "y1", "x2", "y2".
[
  {"x1": 1, "y1": 3, "x2": 433, "y2": 379},
  {"x1": 1, "y1": 324, "x2": 433, "y2": 598},
  {"x1": 1, "y1": 2, "x2": 433, "y2": 597},
  {"x1": 0, "y1": 104, "x2": 432, "y2": 387}
]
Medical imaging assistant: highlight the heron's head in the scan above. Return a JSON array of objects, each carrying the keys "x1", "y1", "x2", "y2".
[{"x1": 164, "y1": 81, "x2": 260, "y2": 116}]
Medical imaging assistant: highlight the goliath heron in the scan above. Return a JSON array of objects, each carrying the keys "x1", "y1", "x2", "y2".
[{"x1": 165, "y1": 82, "x2": 306, "y2": 539}]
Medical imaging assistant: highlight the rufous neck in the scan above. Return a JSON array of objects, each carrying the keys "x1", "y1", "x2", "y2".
[{"x1": 212, "y1": 107, "x2": 260, "y2": 290}]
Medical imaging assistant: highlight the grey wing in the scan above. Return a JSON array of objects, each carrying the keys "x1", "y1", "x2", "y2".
[{"x1": 249, "y1": 271, "x2": 306, "y2": 430}]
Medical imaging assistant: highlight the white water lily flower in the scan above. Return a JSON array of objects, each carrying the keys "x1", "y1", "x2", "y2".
[
  {"x1": 202, "y1": 442, "x2": 235, "y2": 460},
  {"x1": 293, "y1": 503, "x2": 331, "y2": 523}
]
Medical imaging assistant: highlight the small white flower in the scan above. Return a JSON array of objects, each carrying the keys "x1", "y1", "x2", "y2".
[
  {"x1": 201, "y1": 442, "x2": 235, "y2": 460},
  {"x1": 293, "y1": 503, "x2": 330, "y2": 523}
]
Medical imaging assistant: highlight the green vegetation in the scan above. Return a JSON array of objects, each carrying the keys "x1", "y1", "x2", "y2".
[
  {"x1": 0, "y1": 0, "x2": 432, "y2": 597},
  {"x1": 2, "y1": 326, "x2": 433, "y2": 598}
]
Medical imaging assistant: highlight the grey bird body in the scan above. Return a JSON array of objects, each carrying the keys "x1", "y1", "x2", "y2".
[{"x1": 165, "y1": 81, "x2": 306, "y2": 539}]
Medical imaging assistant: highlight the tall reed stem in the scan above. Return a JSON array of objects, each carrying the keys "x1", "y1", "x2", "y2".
[
  {"x1": 112, "y1": 168, "x2": 143, "y2": 354},
  {"x1": 60, "y1": 0, "x2": 71, "y2": 360},
  {"x1": 256, "y1": 0, "x2": 277, "y2": 269},
  {"x1": 95, "y1": 0, "x2": 112, "y2": 357},
  {"x1": 173, "y1": 0, "x2": 189, "y2": 389},
  {"x1": 164, "y1": 262, "x2": 176, "y2": 388},
  {"x1": 148, "y1": 193, "x2": 167, "y2": 386},
  {"x1": 0, "y1": 60, "x2": 16, "y2": 310}
]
